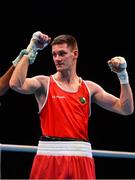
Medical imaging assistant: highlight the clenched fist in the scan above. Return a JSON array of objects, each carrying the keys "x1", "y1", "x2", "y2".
[{"x1": 107, "y1": 56, "x2": 127, "y2": 73}]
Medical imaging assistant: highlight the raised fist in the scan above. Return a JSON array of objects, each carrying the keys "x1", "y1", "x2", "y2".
[
  {"x1": 107, "y1": 56, "x2": 127, "y2": 73},
  {"x1": 27, "y1": 31, "x2": 51, "y2": 51}
]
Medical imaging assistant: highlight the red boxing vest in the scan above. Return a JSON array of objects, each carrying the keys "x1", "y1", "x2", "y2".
[{"x1": 39, "y1": 75, "x2": 91, "y2": 141}]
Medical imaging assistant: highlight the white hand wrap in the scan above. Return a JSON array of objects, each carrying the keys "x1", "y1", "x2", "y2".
[
  {"x1": 108, "y1": 57, "x2": 129, "y2": 84},
  {"x1": 12, "y1": 49, "x2": 38, "y2": 66},
  {"x1": 28, "y1": 49, "x2": 38, "y2": 64},
  {"x1": 26, "y1": 31, "x2": 49, "y2": 64},
  {"x1": 117, "y1": 57, "x2": 129, "y2": 84},
  {"x1": 27, "y1": 31, "x2": 49, "y2": 52},
  {"x1": 117, "y1": 69, "x2": 129, "y2": 84}
]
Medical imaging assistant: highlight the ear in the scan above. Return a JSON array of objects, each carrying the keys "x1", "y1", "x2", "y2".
[{"x1": 73, "y1": 50, "x2": 78, "y2": 58}]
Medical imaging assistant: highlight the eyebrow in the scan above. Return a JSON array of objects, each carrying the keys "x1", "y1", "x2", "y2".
[{"x1": 52, "y1": 50, "x2": 67, "y2": 55}]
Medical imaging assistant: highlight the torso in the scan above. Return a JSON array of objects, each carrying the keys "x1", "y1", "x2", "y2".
[
  {"x1": 38, "y1": 75, "x2": 91, "y2": 141},
  {"x1": 34, "y1": 74, "x2": 98, "y2": 112}
]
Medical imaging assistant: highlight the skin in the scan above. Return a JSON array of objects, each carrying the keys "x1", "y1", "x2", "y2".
[
  {"x1": 0, "y1": 65, "x2": 15, "y2": 96},
  {"x1": 9, "y1": 33, "x2": 134, "y2": 115}
]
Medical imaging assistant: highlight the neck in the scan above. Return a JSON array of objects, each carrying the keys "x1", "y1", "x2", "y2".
[
  {"x1": 53, "y1": 72, "x2": 82, "y2": 92},
  {"x1": 54, "y1": 71, "x2": 79, "y2": 83}
]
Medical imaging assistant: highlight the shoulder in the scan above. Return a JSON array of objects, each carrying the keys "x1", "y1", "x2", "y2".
[
  {"x1": 32, "y1": 75, "x2": 49, "y2": 81},
  {"x1": 30, "y1": 75, "x2": 50, "y2": 92},
  {"x1": 84, "y1": 80, "x2": 104, "y2": 95},
  {"x1": 32, "y1": 75, "x2": 50, "y2": 84},
  {"x1": 84, "y1": 80, "x2": 101, "y2": 88}
]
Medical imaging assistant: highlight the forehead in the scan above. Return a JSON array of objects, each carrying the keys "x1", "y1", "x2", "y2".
[{"x1": 52, "y1": 43, "x2": 69, "y2": 52}]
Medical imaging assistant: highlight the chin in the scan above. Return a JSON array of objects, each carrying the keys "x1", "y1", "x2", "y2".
[{"x1": 56, "y1": 67, "x2": 65, "y2": 72}]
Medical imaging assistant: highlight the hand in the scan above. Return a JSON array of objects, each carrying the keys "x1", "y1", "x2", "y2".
[
  {"x1": 107, "y1": 56, "x2": 129, "y2": 84},
  {"x1": 27, "y1": 31, "x2": 51, "y2": 51},
  {"x1": 107, "y1": 56, "x2": 127, "y2": 73}
]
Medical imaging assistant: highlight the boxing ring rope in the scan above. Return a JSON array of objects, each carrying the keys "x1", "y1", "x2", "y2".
[{"x1": 1, "y1": 143, "x2": 135, "y2": 159}]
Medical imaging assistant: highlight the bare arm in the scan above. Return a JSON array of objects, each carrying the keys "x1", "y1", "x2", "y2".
[
  {"x1": 0, "y1": 48, "x2": 35, "y2": 96},
  {"x1": 10, "y1": 31, "x2": 51, "y2": 94},
  {"x1": 9, "y1": 55, "x2": 42, "y2": 94},
  {"x1": 0, "y1": 65, "x2": 15, "y2": 96},
  {"x1": 87, "y1": 56, "x2": 134, "y2": 115},
  {"x1": 88, "y1": 81, "x2": 134, "y2": 115}
]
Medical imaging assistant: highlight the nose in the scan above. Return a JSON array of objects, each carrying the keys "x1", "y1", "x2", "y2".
[{"x1": 54, "y1": 54, "x2": 62, "y2": 61}]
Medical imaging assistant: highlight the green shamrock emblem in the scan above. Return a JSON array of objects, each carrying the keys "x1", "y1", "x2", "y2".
[{"x1": 79, "y1": 97, "x2": 86, "y2": 104}]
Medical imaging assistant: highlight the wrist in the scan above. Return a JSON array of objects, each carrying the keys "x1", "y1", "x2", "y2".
[
  {"x1": 117, "y1": 69, "x2": 129, "y2": 84},
  {"x1": 28, "y1": 49, "x2": 38, "y2": 64}
]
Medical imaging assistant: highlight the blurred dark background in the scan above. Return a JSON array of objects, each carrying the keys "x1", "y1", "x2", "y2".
[{"x1": 1, "y1": 1, "x2": 135, "y2": 179}]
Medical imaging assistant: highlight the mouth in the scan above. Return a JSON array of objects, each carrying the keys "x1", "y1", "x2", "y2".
[{"x1": 56, "y1": 63, "x2": 63, "y2": 67}]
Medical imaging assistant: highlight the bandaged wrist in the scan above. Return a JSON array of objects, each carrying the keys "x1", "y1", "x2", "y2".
[
  {"x1": 27, "y1": 40, "x2": 38, "y2": 52},
  {"x1": 12, "y1": 49, "x2": 28, "y2": 67},
  {"x1": 117, "y1": 69, "x2": 129, "y2": 84},
  {"x1": 28, "y1": 49, "x2": 38, "y2": 64}
]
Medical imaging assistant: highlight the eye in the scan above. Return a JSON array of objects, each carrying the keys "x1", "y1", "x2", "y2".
[
  {"x1": 58, "y1": 51, "x2": 67, "y2": 57},
  {"x1": 52, "y1": 51, "x2": 67, "y2": 58},
  {"x1": 52, "y1": 52, "x2": 57, "y2": 57}
]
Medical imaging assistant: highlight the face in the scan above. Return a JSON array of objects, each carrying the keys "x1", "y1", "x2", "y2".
[{"x1": 52, "y1": 43, "x2": 78, "y2": 72}]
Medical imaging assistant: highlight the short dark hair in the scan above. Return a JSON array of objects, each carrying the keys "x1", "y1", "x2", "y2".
[{"x1": 51, "y1": 34, "x2": 78, "y2": 50}]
